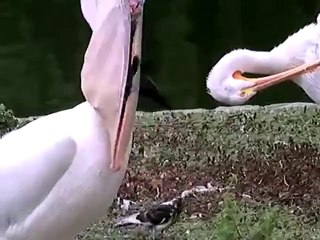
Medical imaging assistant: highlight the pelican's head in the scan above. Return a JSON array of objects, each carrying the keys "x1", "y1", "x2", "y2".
[
  {"x1": 206, "y1": 50, "x2": 259, "y2": 105},
  {"x1": 207, "y1": 49, "x2": 320, "y2": 105}
]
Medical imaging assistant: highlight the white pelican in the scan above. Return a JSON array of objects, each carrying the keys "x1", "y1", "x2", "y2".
[
  {"x1": 207, "y1": 13, "x2": 320, "y2": 105},
  {"x1": 0, "y1": 0, "x2": 144, "y2": 239}
]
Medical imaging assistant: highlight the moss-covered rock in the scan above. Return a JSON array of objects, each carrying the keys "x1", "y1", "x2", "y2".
[
  {"x1": 129, "y1": 102, "x2": 320, "y2": 165},
  {"x1": 2, "y1": 102, "x2": 320, "y2": 157},
  {"x1": 0, "y1": 104, "x2": 18, "y2": 137}
]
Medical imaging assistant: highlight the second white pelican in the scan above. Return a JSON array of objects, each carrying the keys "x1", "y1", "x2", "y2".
[{"x1": 207, "y1": 13, "x2": 320, "y2": 105}]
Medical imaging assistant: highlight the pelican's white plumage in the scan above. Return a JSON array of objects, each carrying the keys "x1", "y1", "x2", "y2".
[
  {"x1": 0, "y1": 103, "x2": 126, "y2": 240},
  {"x1": 80, "y1": 0, "x2": 98, "y2": 30},
  {"x1": 207, "y1": 13, "x2": 320, "y2": 105},
  {"x1": 0, "y1": 0, "x2": 144, "y2": 239}
]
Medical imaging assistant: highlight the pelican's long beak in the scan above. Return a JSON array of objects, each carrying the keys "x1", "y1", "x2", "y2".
[
  {"x1": 80, "y1": 0, "x2": 144, "y2": 171},
  {"x1": 112, "y1": 4, "x2": 144, "y2": 171},
  {"x1": 233, "y1": 60, "x2": 320, "y2": 96}
]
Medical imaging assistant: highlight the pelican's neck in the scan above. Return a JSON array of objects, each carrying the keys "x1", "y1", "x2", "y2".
[{"x1": 227, "y1": 49, "x2": 292, "y2": 75}]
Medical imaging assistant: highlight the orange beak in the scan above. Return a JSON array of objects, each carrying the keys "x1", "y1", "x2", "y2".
[
  {"x1": 233, "y1": 60, "x2": 320, "y2": 96},
  {"x1": 80, "y1": 0, "x2": 144, "y2": 172},
  {"x1": 111, "y1": 3, "x2": 144, "y2": 171}
]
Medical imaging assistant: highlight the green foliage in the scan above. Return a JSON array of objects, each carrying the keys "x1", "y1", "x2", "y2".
[
  {"x1": 214, "y1": 194, "x2": 279, "y2": 240},
  {"x1": 153, "y1": 0, "x2": 200, "y2": 109},
  {"x1": 2, "y1": 0, "x2": 320, "y2": 116},
  {"x1": 0, "y1": 0, "x2": 86, "y2": 117},
  {"x1": 164, "y1": 196, "x2": 319, "y2": 240},
  {"x1": 215, "y1": 194, "x2": 245, "y2": 240},
  {"x1": 0, "y1": 103, "x2": 18, "y2": 137},
  {"x1": 248, "y1": 208, "x2": 279, "y2": 240}
]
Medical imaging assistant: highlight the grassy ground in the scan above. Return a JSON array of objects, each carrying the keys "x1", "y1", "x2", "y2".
[
  {"x1": 77, "y1": 140, "x2": 320, "y2": 239},
  {"x1": 77, "y1": 191, "x2": 320, "y2": 240}
]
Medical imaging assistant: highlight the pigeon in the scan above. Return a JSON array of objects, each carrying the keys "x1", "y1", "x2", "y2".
[{"x1": 114, "y1": 197, "x2": 183, "y2": 239}]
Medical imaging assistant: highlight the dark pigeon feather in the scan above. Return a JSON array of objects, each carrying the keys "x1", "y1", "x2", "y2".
[{"x1": 137, "y1": 200, "x2": 182, "y2": 226}]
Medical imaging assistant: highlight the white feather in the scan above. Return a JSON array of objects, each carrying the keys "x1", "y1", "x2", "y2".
[{"x1": 114, "y1": 213, "x2": 144, "y2": 227}]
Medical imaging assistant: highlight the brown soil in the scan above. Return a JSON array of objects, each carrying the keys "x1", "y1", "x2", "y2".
[{"x1": 117, "y1": 143, "x2": 320, "y2": 220}]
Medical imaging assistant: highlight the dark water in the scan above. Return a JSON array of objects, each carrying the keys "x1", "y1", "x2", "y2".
[{"x1": 1, "y1": 0, "x2": 320, "y2": 116}]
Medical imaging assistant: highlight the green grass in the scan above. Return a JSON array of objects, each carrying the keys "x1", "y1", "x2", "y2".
[
  {"x1": 78, "y1": 194, "x2": 320, "y2": 240},
  {"x1": 167, "y1": 195, "x2": 319, "y2": 240},
  {"x1": 167, "y1": 197, "x2": 319, "y2": 240}
]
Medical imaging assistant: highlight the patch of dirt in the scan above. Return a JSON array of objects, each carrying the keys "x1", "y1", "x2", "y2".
[{"x1": 117, "y1": 143, "x2": 320, "y2": 220}]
